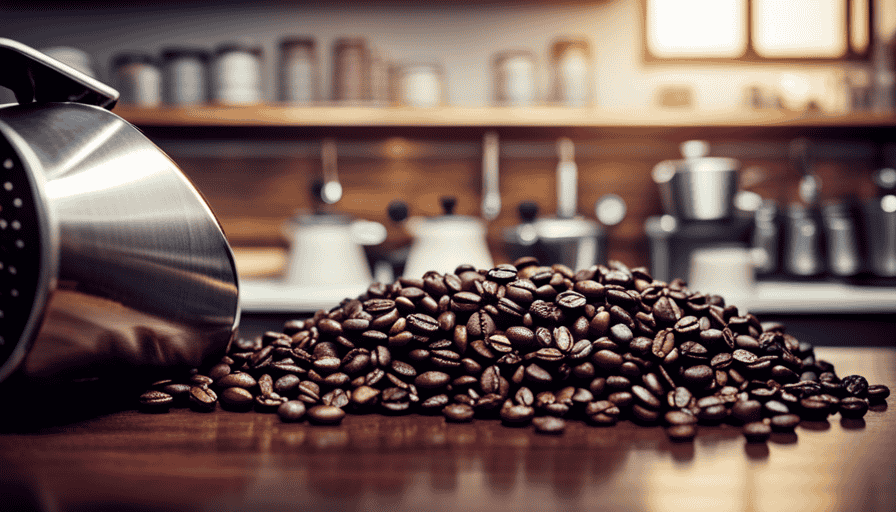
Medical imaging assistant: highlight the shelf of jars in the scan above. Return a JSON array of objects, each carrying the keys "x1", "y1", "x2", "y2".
[{"x1": 113, "y1": 104, "x2": 896, "y2": 129}]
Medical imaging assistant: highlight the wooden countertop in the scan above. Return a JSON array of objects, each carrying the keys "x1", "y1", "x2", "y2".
[{"x1": 1, "y1": 347, "x2": 893, "y2": 512}]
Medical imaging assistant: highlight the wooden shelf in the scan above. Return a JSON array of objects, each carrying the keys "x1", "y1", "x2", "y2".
[{"x1": 113, "y1": 104, "x2": 896, "y2": 129}]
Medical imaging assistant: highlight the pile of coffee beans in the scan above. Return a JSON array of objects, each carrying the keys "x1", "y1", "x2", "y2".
[{"x1": 139, "y1": 259, "x2": 890, "y2": 443}]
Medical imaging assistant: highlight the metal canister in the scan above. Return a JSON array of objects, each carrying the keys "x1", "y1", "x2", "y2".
[
  {"x1": 395, "y1": 63, "x2": 444, "y2": 107},
  {"x1": 212, "y1": 42, "x2": 263, "y2": 105},
  {"x1": 493, "y1": 50, "x2": 537, "y2": 106},
  {"x1": 161, "y1": 47, "x2": 210, "y2": 106},
  {"x1": 279, "y1": 37, "x2": 317, "y2": 103},
  {"x1": 752, "y1": 199, "x2": 780, "y2": 275},
  {"x1": 783, "y1": 203, "x2": 824, "y2": 277},
  {"x1": 550, "y1": 38, "x2": 591, "y2": 106},
  {"x1": 332, "y1": 38, "x2": 370, "y2": 102},
  {"x1": 821, "y1": 201, "x2": 863, "y2": 277},
  {"x1": 111, "y1": 52, "x2": 162, "y2": 107}
]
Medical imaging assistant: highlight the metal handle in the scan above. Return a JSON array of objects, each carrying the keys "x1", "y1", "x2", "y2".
[
  {"x1": 0, "y1": 38, "x2": 118, "y2": 109},
  {"x1": 320, "y1": 138, "x2": 343, "y2": 205},
  {"x1": 481, "y1": 131, "x2": 501, "y2": 220},
  {"x1": 556, "y1": 137, "x2": 577, "y2": 219}
]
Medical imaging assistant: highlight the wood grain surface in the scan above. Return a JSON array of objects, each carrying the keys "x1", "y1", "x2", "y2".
[{"x1": 0, "y1": 347, "x2": 893, "y2": 512}]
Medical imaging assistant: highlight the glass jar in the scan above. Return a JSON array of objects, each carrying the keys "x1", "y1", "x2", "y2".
[
  {"x1": 550, "y1": 38, "x2": 591, "y2": 107},
  {"x1": 279, "y1": 37, "x2": 317, "y2": 103},
  {"x1": 493, "y1": 50, "x2": 537, "y2": 106},
  {"x1": 161, "y1": 47, "x2": 210, "y2": 106},
  {"x1": 212, "y1": 42, "x2": 263, "y2": 105},
  {"x1": 111, "y1": 52, "x2": 162, "y2": 107}
]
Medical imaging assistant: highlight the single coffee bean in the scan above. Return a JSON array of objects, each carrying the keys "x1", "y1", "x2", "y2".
[
  {"x1": 839, "y1": 397, "x2": 869, "y2": 419},
  {"x1": 532, "y1": 416, "x2": 566, "y2": 434},
  {"x1": 764, "y1": 400, "x2": 790, "y2": 416},
  {"x1": 139, "y1": 390, "x2": 174, "y2": 412},
  {"x1": 733, "y1": 349, "x2": 758, "y2": 365},
  {"x1": 556, "y1": 290, "x2": 587, "y2": 310},
  {"x1": 592, "y1": 349, "x2": 624, "y2": 371},
  {"x1": 652, "y1": 329, "x2": 676, "y2": 359},
  {"x1": 189, "y1": 386, "x2": 217, "y2": 412},
  {"x1": 307, "y1": 405, "x2": 346, "y2": 425},
  {"x1": 451, "y1": 291, "x2": 482, "y2": 313},
  {"x1": 220, "y1": 387, "x2": 255, "y2": 410},
  {"x1": 500, "y1": 404, "x2": 535, "y2": 426},
  {"x1": 682, "y1": 365, "x2": 714, "y2": 388},
  {"x1": 415, "y1": 371, "x2": 451, "y2": 390},
  {"x1": 769, "y1": 413, "x2": 801, "y2": 432},
  {"x1": 867, "y1": 384, "x2": 890, "y2": 403},
  {"x1": 467, "y1": 310, "x2": 497, "y2": 339},
  {"x1": 631, "y1": 385, "x2": 661, "y2": 410},
  {"x1": 730, "y1": 399, "x2": 762, "y2": 424},
  {"x1": 669, "y1": 387, "x2": 694, "y2": 409},
  {"x1": 841, "y1": 375, "x2": 869, "y2": 398},
  {"x1": 277, "y1": 400, "x2": 307, "y2": 422},
  {"x1": 665, "y1": 410, "x2": 697, "y2": 426},
  {"x1": 743, "y1": 421, "x2": 772, "y2": 442},
  {"x1": 443, "y1": 403, "x2": 475, "y2": 422}
]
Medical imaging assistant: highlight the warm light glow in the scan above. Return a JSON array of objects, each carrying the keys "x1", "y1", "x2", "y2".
[
  {"x1": 647, "y1": 0, "x2": 747, "y2": 58},
  {"x1": 851, "y1": 0, "x2": 870, "y2": 53},
  {"x1": 753, "y1": 0, "x2": 847, "y2": 58}
]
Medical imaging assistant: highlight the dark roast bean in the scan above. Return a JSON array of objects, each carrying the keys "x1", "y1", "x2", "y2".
[
  {"x1": 139, "y1": 390, "x2": 174, "y2": 412},
  {"x1": 730, "y1": 399, "x2": 762, "y2": 424},
  {"x1": 221, "y1": 387, "x2": 255, "y2": 410},
  {"x1": 500, "y1": 405, "x2": 535, "y2": 426},
  {"x1": 665, "y1": 410, "x2": 697, "y2": 426},
  {"x1": 733, "y1": 349, "x2": 758, "y2": 365},
  {"x1": 839, "y1": 397, "x2": 869, "y2": 419},
  {"x1": 307, "y1": 405, "x2": 346, "y2": 425},
  {"x1": 506, "y1": 326, "x2": 536, "y2": 348},
  {"x1": 277, "y1": 400, "x2": 307, "y2": 422},
  {"x1": 669, "y1": 387, "x2": 694, "y2": 409},
  {"x1": 867, "y1": 384, "x2": 890, "y2": 403},
  {"x1": 532, "y1": 416, "x2": 566, "y2": 434},
  {"x1": 451, "y1": 292, "x2": 482, "y2": 313},
  {"x1": 652, "y1": 329, "x2": 675, "y2": 359},
  {"x1": 556, "y1": 290, "x2": 587, "y2": 310},
  {"x1": 841, "y1": 375, "x2": 869, "y2": 398},
  {"x1": 443, "y1": 403, "x2": 475, "y2": 422},
  {"x1": 415, "y1": 371, "x2": 451, "y2": 390},
  {"x1": 217, "y1": 372, "x2": 257, "y2": 389},
  {"x1": 682, "y1": 365, "x2": 714, "y2": 388},
  {"x1": 743, "y1": 421, "x2": 772, "y2": 442},
  {"x1": 321, "y1": 388, "x2": 350, "y2": 409},
  {"x1": 769, "y1": 413, "x2": 801, "y2": 432},
  {"x1": 631, "y1": 385, "x2": 661, "y2": 410},
  {"x1": 467, "y1": 310, "x2": 497, "y2": 339}
]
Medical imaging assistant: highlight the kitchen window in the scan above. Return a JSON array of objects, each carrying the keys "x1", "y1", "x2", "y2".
[{"x1": 644, "y1": 0, "x2": 872, "y2": 62}]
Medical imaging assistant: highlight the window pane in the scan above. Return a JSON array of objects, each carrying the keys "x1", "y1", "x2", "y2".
[
  {"x1": 851, "y1": 0, "x2": 870, "y2": 54},
  {"x1": 647, "y1": 0, "x2": 747, "y2": 58},
  {"x1": 753, "y1": 0, "x2": 847, "y2": 58}
]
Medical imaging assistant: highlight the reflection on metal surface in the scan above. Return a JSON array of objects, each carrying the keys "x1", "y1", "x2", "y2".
[{"x1": 0, "y1": 101, "x2": 239, "y2": 382}]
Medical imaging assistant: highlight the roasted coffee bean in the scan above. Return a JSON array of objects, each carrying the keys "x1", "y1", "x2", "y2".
[
  {"x1": 665, "y1": 410, "x2": 697, "y2": 426},
  {"x1": 733, "y1": 349, "x2": 758, "y2": 365},
  {"x1": 769, "y1": 413, "x2": 801, "y2": 432},
  {"x1": 351, "y1": 385, "x2": 380, "y2": 407},
  {"x1": 764, "y1": 400, "x2": 790, "y2": 416},
  {"x1": 307, "y1": 405, "x2": 346, "y2": 425},
  {"x1": 743, "y1": 421, "x2": 772, "y2": 442},
  {"x1": 467, "y1": 310, "x2": 497, "y2": 339},
  {"x1": 500, "y1": 404, "x2": 535, "y2": 426},
  {"x1": 592, "y1": 349, "x2": 624, "y2": 371},
  {"x1": 437, "y1": 311, "x2": 457, "y2": 332},
  {"x1": 217, "y1": 372, "x2": 256, "y2": 390},
  {"x1": 839, "y1": 397, "x2": 869, "y2": 419},
  {"x1": 653, "y1": 296, "x2": 682, "y2": 325},
  {"x1": 841, "y1": 375, "x2": 869, "y2": 398},
  {"x1": 190, "y1": 374, "x2": 215, "y2": 387},
  {"x1": 364, "y1": 298, "x2": 396, "y2": 314},
  {"x1": 415, "y1": 371, "x2": 451, "y2": 390},
  {"x1": 443, "y1": 403, "x2": 475, "y2": 422},
  {"x1": 277, "y1": 400, "x2": 307, "y2": 422},
  {"x1": 139, "y1": 390, "x2": 174, "y2": 412},
  {"x1": 530, "y1": 300, "x2": 563, "y2": 325},
  {"x1": 188, "y1": 386, "x2": 218, "y2": 412},
  {"x1": 609, "y1": 324, "x2": 634, "y2": 346},
  {"x1": 525, "y1": 363, "x2": 553, "y2": 384},
  {"x1": 682, "y1": 365, "x2": 714, "y2": 388},
  {"x1": 729, "y1": 399, "x2": 762, "y2": 424},
  {"x1": 555, "y1": 290, "x2": 586, "y2": 310},
  {"x1": 274, "y1": 374, "x2": 301, "y2": 397},
  {"x1": 800, "y1": 396, "x2": 834, "y2": 421},
  {"x1": 220, "y1": 387, "x2": 255, "y2": 410},
  {"x1": 451, "y1": 292, "x2": 482, "y2": 313},
  {"x1": 867, "y1": 384, "x2": 890, "y2": 403},
  {"x1": 652, "y1": 329, "x2": 675, "y2": 359},
  {"x1": 532, "y1": 416, "x2": 566, "y2": 434},
  {"x1": 370, "y1": 308, "x2": 400, "y2": 331},
  {"x1": 486, "y1": 334, "x2": 513, "y2": 353},
  {"x1": 631, "y1": 385, "x2": 661, "y2": 410},
  {"x1": 406, "y1": 313, "x2": 440, "y2": 335},
  {"x1": 607, "y1": 391, "x2": 634, "y2": 408}
]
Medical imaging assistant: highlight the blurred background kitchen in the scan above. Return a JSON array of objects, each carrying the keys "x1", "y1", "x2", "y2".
[{"x1": 3, "y1": 0, "x2": 895, "y2": 343}]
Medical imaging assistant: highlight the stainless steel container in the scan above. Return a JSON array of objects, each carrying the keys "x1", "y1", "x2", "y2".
[
  {"x1": 652, "y1": 141, "x2": 740, "y2": 221},
  {"x1": 752, "y1": 199, "x2": 780, "y2": 275},
  {"x1": 783, "y1": 203, "x2": 824, "y2": 277},
  {"x1": 0, "y1": 39, "x2": 239, "y2": 383},
  {"x1": 863, "y1": 194, "x2": 896, "y2": 277},
  {"x1": 821, "y1": 201, "x2": 862, "y2": 277}
]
